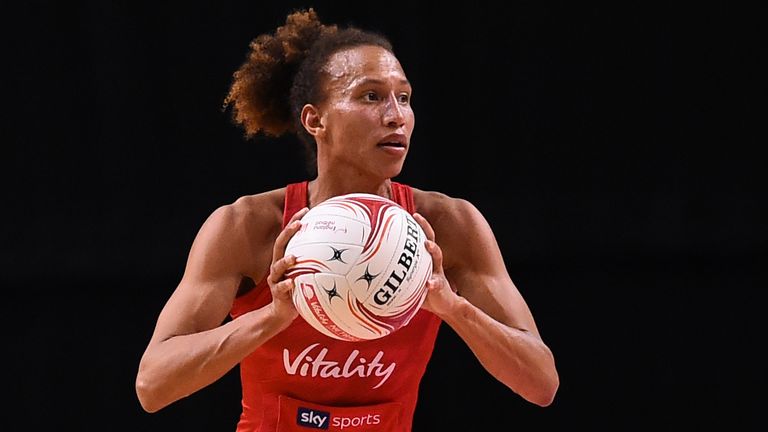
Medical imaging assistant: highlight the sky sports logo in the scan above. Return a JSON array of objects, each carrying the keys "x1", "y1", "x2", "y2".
[
  {"x1": 297, "y1": 406, "x2": 383, "y2": 430},
  {"x1": 297, "y1": 407, "x2": 330, "y2": 429}
]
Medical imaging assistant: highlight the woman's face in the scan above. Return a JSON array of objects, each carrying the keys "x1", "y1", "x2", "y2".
[{"x1": 314, "y1": 45, "x2": 415, "y2": 180}]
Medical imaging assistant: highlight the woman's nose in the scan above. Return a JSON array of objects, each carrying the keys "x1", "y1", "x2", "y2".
[{"x1": 382, "y1": 94, "x2": 406, "y2": 128}]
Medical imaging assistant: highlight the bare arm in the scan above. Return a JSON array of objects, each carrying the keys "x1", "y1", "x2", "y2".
[
  {"x1": 414, "y1": 200, "x2": 559, "y2": 407},
  {"x1": 135, "y1": 203, "x2": 307, "y2": 412}
]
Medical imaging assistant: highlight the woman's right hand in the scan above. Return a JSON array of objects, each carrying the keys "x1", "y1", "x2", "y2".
[{"x1": 266, "y1": 207, "x2": 309, "y2": 324}]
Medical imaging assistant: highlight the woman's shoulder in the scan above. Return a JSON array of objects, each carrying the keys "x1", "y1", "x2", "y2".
[
  {"x1": 229, "y1": 187, "x2": 286, "y2": 216},
  {"x1": 411, "y1": 187, "x2": 480, "y2": 221},
  {"x1": 410, "y1": 187, "x2": 490, "y2": 270},
  {"x1": 204, "y1": 187, "x2": 286, "y2": 241}
]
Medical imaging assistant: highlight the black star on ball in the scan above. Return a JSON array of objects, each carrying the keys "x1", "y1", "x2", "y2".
[
  {"x1": 324, "y1": 282, "x2": 342, "y2": 301},
  {"x1": 356, "y1": 265, "x2": 380, "y2": 288},
  {"x1": 327, "y1": 246, "x2": 348, "y2": 263}
]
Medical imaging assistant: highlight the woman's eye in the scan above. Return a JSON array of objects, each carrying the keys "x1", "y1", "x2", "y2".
[
  {"x1": 398, "y1": 94, "x2": 410, "y2": 104},
  {"x1": 364, "y1": 92, "x2": 378, "y2": 101}
]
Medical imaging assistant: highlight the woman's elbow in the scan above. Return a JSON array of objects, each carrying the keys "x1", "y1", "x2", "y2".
[
  {"x1": 135, "y1": 374, "x2": 164, "y2": 413},
  {"x1": 528, "y1": 369, "x2": 560, "y2": 407}
]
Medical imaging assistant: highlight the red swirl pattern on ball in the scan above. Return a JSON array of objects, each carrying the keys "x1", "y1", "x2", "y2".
[
  {"x1": 321, "y1": 195, "x2": 401, "y2": 263},
  {"x1": 284, "y1": 258, "x2": 330, "y2": 279},
  {"x1": 346, "y1": 294, "x2": 387, "y2": 337}
]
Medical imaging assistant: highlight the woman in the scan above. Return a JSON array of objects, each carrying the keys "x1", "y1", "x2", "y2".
[{"x1": 136, "y1": 8, "x2": 558, "y2": 431}]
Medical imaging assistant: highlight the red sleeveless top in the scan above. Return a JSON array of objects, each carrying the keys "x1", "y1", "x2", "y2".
[{"x1": 230, "y1": 181, "x2": 443, "y2": 432}]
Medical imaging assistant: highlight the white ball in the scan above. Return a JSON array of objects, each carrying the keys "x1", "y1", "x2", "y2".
[{"x1": 285, "y1": 193, "x2": 432, "y2": 341}]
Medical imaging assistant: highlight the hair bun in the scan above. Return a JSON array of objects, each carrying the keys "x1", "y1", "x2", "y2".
[{"x1": 222, "y1": 8, "x2": 333, "y2": 138}]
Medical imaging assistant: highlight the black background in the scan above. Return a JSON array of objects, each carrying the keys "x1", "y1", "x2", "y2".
[{"x1": 4, "y1": 1, "x2": 765, "y2": 430}]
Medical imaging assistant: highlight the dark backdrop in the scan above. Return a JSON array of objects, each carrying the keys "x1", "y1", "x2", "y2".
[{"x1": 4, "y1": 1, "x2": 764, "y2": 430}]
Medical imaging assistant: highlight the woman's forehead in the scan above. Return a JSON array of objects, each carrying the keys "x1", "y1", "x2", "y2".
[{"x1": 323, "y1": 46, "x2": 406, "y2": 85}]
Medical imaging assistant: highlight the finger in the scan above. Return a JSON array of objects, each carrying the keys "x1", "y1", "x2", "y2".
[
  {"x1": 273, "y1": 278, "x2": 296, "y2": 297},
  {"x1": 273, "y1": 207, "x2": 309, "y2": 261},
  {"x1": 289, "y1": 207, "x2": 310, "y2": 223},
  {"x1": 425, "y1": 240, "x2": 444, "y2": 273},
  {"x1": 272, "y1": 219, "x2": 304, "y2": 262},
  {"x1": 412, "y1": 212, "x2": 436, "y2": 242},
  {"x1": 268, "y1": 254, "x2": 297, "y2": 284}
]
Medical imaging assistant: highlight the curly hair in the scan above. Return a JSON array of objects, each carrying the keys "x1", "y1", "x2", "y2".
[{"x1": 222, "y1": 8, "x2": 393, "y2": 175}]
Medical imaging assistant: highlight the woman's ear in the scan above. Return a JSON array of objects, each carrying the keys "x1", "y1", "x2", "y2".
[{"x1": 300, "y1": 104, "x2": 324, "y2": 137}]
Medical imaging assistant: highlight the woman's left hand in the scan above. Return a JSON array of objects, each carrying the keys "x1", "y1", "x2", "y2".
[{"x1": 413, "y1": 213, "x2": 460, "y2": 317}]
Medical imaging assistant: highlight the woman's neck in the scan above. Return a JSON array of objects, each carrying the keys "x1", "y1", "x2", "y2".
[{"x1": 307, "y1": 177, "x2": 392, "y2": 208}]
